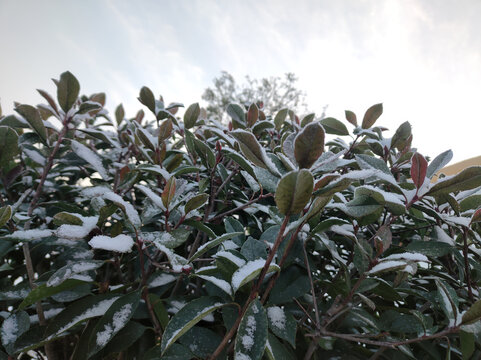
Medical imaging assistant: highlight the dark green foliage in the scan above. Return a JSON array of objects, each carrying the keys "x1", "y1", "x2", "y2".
[{"x1": 1, "y1": 72, "x2": 481, "y2": 359}]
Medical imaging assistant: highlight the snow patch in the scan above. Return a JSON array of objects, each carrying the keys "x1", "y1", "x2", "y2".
[
  {"x1": 267, "y1": 306, "x2": 286, "y2": 330},
  {"x1": 89, "y1": 234, "x2": 134, "y2": 253}
]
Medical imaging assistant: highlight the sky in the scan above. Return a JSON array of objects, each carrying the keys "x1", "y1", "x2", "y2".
[{"x1": 1, "y1": 0, "x2": 480, "y2": 163}]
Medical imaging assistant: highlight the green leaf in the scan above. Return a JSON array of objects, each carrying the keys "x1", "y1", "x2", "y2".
[
  {"x1": 88, "y1": 291, "x2": 141, "y2": 356},
  {"x1": 144, "y1": 344, "x2": 192, "y2": 360},
  {"x1": 227, "y1": 103, "x2": 245, "y2": 128},
  {"x1": 436, "y1": 279, "x2": 458, "y2": 324},
  {"x1": 76, "y1": 101, "x2": 101, "y2": 115},
  {"x1": 57, "y1": 71, "x2": 80, "y2": 112},
  {"x1": 460, "y1": 331, "x2": 475, "y2": 360},
  {"x1": 0, "y1": 126, "x2": 19, "y2": 165},
  {"x1": 300, "y1": 113, "x2": 315, "y2": 127},
  {"x1": 362, "y1": 103, "x2": 383, "y2": 129},
  {"x1": 115, "y1": 104, "x2": 125, "y2": 126},
  {"x1": 45, "y1": 294, "x2": 120, "y2": 339},
  {"x1": 224, "y1": 217, "x2": 246, "y2": 245},
  {"x1": 459, "y1": 194, "x2": 481, "y2": 212},
  {"x1": 184, "y1": 103, "x2": 200, "y2": 129},
  {"x1": 427, "y1": 167, "x2": 481, "y2": 197},
  {"x1": 427, "y1": 150, "x2": 453, "y2": 179},
  {"x1": 275, "y1": 169, "x2": 314, "y2": 215},
  {"x1": 189, "y1": 232, "x2": 243, "y2": 262},
  {"x1": 15, "y1": 105, "x2": 48, "y2": 145},
  {"x1": 179, "y1": 326, "x2": 224, "y2": 359},
  {"x1": 183, "y1": 219, "x2": 217, "y2": 238},
  {"x1": 224, "y1": 148, "x2": 256, "y2": 178},
  {"x1": 138, "y1": 86, "x2": 156, "y2": 113},
  {"x1": 391, "y1": 121, "x2": 412, "y2": 150},
  {"x1": 53, "y1": 211, "x2": 83, "y2": 226},
  {"x1": 231, "y1": 130, "x2": 273, "y2": 170},
  {"x1": 267, "y1": 306, "x2": 297, "y2": 348},
  {"x1": 159, "y1": 118, "x2": 173, "y2": 142},
  {"x1": 241, "y1": 237, "x2": 267, "y2": 261},
  {"x1": 247, "y1": 103, "x2": 259, "y2": 127},
  {"x1": 1, "y1": 311, "x2": 30, "y2": 354},
  {"x1": 19, "y1": 279, "x2": 85, "y2": 310},
  {"x1": 345, "y1": 110, "x2": 357, "y2": 126},
  {"x1": 0, "y1": 205, "x2": 12, "y2": 227},
  {"x1": 47, "y1": 260, "x2": 104, "y2": 287},
  {"x1": 265, "y1": 333, "x2": 295, "y2": 360},
  {"x1": 232, "y1": 259, "x2": 280, "y2": 293},
  {"x1": 294, "y1": 122, "x2": 325, "y2": 168},
  {"x1": 274, "y1": 108, "x2": 288, "y2": 130},
  {"x1": 160, "y1": 296, "x2": 224, "y2": 354},
  {"x1": 355, "y1": 154, "x2": 391, "y2": 175},
  {"x1": 254, "y1": 167, "x2": 280, "y2": 194},
  {"x1": 71, "y1": 140, "x2": 108, "y2": 180},
  {"x1": 320, "y1": 117, "x2": 349, "y2": 135},
  {"x1": 95, "y1": 321, "x2": 146, "y2": 358},
  {"x1": 184, "y1": 193, "x2": 209, "y2": 215},
  {"x1": 234, "y1": 299, "x2": 267, "y2": 360},
  {"x1": 405, "y1": 241, "x2": 453, "y2": 258},
  {"x1": 462, "y1": 299, "x2": 481, "y2": 325},
  {"x1": 193, "y1": 137, "x2": 216, "y2": 168}
]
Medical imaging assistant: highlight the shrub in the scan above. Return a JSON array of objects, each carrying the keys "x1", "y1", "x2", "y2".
[{"x1": 1, "y1": 71, "x2": 481, "y2": 360}]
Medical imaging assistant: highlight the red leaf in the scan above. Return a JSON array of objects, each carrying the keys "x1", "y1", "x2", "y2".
[
  {"x1": 471, "y1": 208, "x2": 481, "y2": 224},
  {"x1": 411, "y1": 152, "x2": 428, "y2": 189}
]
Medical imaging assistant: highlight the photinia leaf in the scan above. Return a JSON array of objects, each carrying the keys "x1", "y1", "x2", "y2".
[
  {"x1": 160, "y1": 296, "x2": 224, "y2": 354},
  {"x1": 227, "y1": 103, "x2": 246, "y2": 128},
  {"x1": 427, "y1": 167, "x2": 481, "y2": 197},
  {"x1": 345, "y1": 110, "x2": 357, "y2": 126},
  {"x1": 138, "y1": 86, "x2": 156, "y2": 114},
  {"x1": 294, "y1": 122, "x2": 325, "y2": 168},
  {"x1": 1, "y1": 311, "x2": 30, "y2": 355},
  {"x1": 184, "y1": 103, "x2": 200, "y2": 129},
  {"x1": 184, "y1": 193, "x2": 209, "y2": 215},
  {"x1": 411, "y1": 152, "x2": 427, "y2": 189},
  {"x1": 189, "y1": 232, "x2": 243, "y2": 262},
  {"x1": 162, "y1": 177, "x2": 176, "y2": 209},
  {"x1": 275, "y1": 169, "x2": 314, "y2": 215},
  {"x1": 56, "y1": 71, "x2": 80, "y2": 112},
  {"x1": 274, "y1": 108, "x2": 288, "y2": 130},
  {"x1": 320, "y1": 117, "x2": 349, "y2": 136},
  {"x1": 247, "y1": 103, "x2": 259, "y2": 128},
  {"x1": 87, "y1": 291, "x2": 141, "y2": 356},
  {"x1": 361, "y1": 103, "x2": 383, "y2": 129},
  {"x1": 115, "y1": 104, "x2": 125, "y2": 126},
  {"x1": 427, "y1": 149, "x2": 453, "y2": 179},
  {"x1": 234, "y1": 299, "x2": 267, "y2": 360},
  {"x1": 15, "y1": 105, "x2": 48, "y2": 145},
  {"x1": 0, "y1": 205, "x2": 12, "y2": 227},
  {"x1": 231, "y1": 259, "x2": 280, "y2": 293}
]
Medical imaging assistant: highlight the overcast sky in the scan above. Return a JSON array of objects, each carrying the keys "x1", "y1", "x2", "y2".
[{"x1": 1, "y1": 0, "x2": 480, "y2": 163}]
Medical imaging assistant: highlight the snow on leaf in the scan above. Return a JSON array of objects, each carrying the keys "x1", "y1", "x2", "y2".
[
  {"x1": 232, "y1": 259, "x2": 280, "y2": 293},
  {"x1": 196, "y1": 275, "x2": 232, "y2": 296},
  {"x1": 235, "y1": 299, "x2": 267, "y2": 360},
  {"x1": 367, "y1": 260, "x2": 408, "y2": 275},
  {"x1": 136, "y1": 184, "x2": 167, "y2": 211},
  {"x1": 7, "y1": 229, "x2": 53, "y2": 241},
  {"x1": 88, "y1": 234, "x2": 134, "y2": 253},
  {"x1": 88, "y1": 291, "x2": 140, "y2": 356},
  {"x1": 71, "y1": 140, "x2": 108, "y2": 180},
  {"x1": 56, "y1": 215, "x2": 99, "y2": 239},
  {"x1": 189, "y1": 232, "x2": 243, "y2": 262},
  {"x1": 103, "y1": 191, "x2": 141, "y2": 227},
  {"x1": 160, "y1": 296, "x2": 224, "y2": 355},
  {"x1": 47, "y1": 260, "x2": 104, "y2": 287}
]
